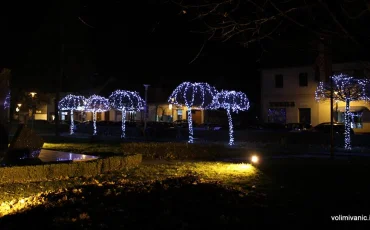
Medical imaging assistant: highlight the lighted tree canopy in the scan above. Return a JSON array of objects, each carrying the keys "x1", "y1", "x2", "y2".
[
  {"x1": 169, "y1": 82, "x2": 218, "y2": 143},
  {"x1": 85, "y1": 95, "x2": 110, "y2": 135},
  {"x1": 58, "y1": 94, "x2": 86, "y2": 135},
  {"x1": 315, "y1": 73, "x2": 370, "y2": 150},
  {"x1": 213, "y1": 90, "x2": 250, "y2": 145},
  {"x1": 109, "y1": 90, "x2": 144, "y2": 138}
]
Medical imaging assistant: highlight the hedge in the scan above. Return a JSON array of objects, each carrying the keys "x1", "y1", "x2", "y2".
[
  {"x1": 121, "y1": 142, "x2": 238, "y2": 160},
  {"x1": 0, "y1": 154, "x2": 142, "y2": 184}
]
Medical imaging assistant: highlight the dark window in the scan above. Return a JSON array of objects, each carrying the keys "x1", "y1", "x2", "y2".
[
  {"x1": 299, "y1": 73, "x2": 308, "y2": 87},
  {"x1": 275, "y1": 74, "x2": 283, "y2": 88}
]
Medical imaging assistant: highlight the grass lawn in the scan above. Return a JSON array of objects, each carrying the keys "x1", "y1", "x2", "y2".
[
  {"x1": 1, "y1": 156, "x2": 370, "y2": 228},
  {"x1": 42, "y1": 143, "x2": 123, "y2": 155}
]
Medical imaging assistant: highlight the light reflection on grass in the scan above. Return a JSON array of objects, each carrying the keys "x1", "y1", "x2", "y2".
[{"x1": 0, "y1": 162, "x2": 259, "y2": 217}]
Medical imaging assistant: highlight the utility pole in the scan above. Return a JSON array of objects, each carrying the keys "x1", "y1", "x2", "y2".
[
  {"x1": 330, "y1": 75, "x2": 334, "y2": 158},
  {"x1": 143, "y1": 84, "x2": 150, "y2": 132},
  {"x1": 55, "y1": 1, "x2": 64, "y2": 137}
]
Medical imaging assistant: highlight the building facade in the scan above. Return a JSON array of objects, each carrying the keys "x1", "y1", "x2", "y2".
[{"x1": 261, "y1": 62, "x2": 370, "y2": 133}]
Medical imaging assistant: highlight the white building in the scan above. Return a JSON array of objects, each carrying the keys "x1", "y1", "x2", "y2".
[{"x1": 260, "y1": 62, "x2": 370, "y2": 133}]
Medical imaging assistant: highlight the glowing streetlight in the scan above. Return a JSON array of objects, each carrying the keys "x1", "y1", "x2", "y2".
[
  {"x1": 17, "y1": 103, "x2": 22, "y2": 108},
  {"x1": 30, "y1": 92, "x2": 37, "y2": 98},
  {"x1": 16, "y1": 107, "x2": 20, "y2": 112},
  {"x1": 251, "y1": 155, "x2": 259, "y2": 164}
]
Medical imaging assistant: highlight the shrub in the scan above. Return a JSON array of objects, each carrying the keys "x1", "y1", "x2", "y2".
[
  {"x1": 121, "y1": 142, "x2": 237, "y2": 160},
  {"x1": 0, "y1": 154, "x2": 142, "y2": 185}
]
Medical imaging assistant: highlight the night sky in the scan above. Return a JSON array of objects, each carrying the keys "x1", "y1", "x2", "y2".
[
  {"x1": 0, "y1": 1, "x2": 258, "y2": 91},
  {"x1": 1, "y1": 1, "x2": 369, "y2": 116}
]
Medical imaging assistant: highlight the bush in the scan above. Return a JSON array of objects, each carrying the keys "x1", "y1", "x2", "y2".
[
  {"x1": 121, "y1": 142, "x2": 237, "y2": 160},
  {"x1": 0, "y1": 154, "x2": 142, "y2": 185}
]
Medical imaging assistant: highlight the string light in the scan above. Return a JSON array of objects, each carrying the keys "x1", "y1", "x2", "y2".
[
  {"x1": 168, "y1": 82, "x2": 218, "y2": 143},
  {"x1": 108, "y1": 90, "x2": 144, "y2": 138},
  {"x1": 58, "y1": 94, "x2": 86, "y2": 135},
  {"x1": 315, "y1": 74, "x2": 370, "y2": 150},
  {"x1": 3, "y1": 90, "x2": 10, "y2": 109},
  {"x1": 84, "y1": 95, "x2": 110, "y2": 135},
  {"x1": 213, "y1": 90, "x2": 250, "y2": 145}
]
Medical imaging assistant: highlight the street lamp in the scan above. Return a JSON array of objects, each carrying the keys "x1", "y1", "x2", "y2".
[
  {"x1": 29, "y1": 92, "x2": 37, "y2": 129},
  {"x1": 30, "y1": 92, "x2": 37, "y2": 98}
]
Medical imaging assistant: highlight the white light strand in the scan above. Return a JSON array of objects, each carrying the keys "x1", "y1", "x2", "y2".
[
  {"x1": 70, "y1": 109, "x2": 74, "y2": 135},
  {"x1": 58, "y1": 94, "x2": 86, "y2": 135},
  {"x1": 213, "y1": 90, "x2": 250, "y2": 145},
  {"x1": 3, "y1": 90, "x2": 10, "y2": 109},
  {"x1": 344, "y1": 98, "x2": 351, "y2": 150},
  {"x1": 187, "y1": 108, "x2": 193, "y2": 143},
  {"x1": 314, "y1": 74, "x2": 370, "y2": 150},
  {"x1": 168, "y1": 82, "x2": 218, "y2": 143},
  {"x1": 121, "y1": 108, "x2": 126, "y2": 138},
  {"x1": 85, "y1": 95, "x2": 110, "y2": 136},
  {"x1": 226, "y1": 109, "x2": 234, "y2": 145},
  {"x1": 93, "y1": 111, "x2": 97, "y2": 135},
  {"x1": 108, "y1": 90, "x2": 144, "y2": 138}
]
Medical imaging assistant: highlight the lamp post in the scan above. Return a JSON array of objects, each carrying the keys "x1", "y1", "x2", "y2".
[
  {"x1": 330, "y1": 77, "x2": 334, "y2": 158},
  {"x1": 30, "y1": 92, "x2": 37, "y2": 129},
  {"x1": 143, "y1": 84, "x2": 150, "y2": 133}
]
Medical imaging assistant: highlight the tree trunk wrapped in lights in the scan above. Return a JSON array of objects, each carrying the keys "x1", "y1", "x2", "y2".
[
  {"x1": 168, "y1": 82, "x2": 218, "y2": 143},
  {"x1": 58, "y1": 94, "x2": 86, "y2": 135},
  {"x1": 84, "y1": 95, "x2": 110, "y2": 136},
  {"x1": 315, "y1": 74, "x2": 370, "y2": 150},
  {"x1": 108, "y1": 90, "x2": 144, "y2": 138},
  {"x1": 213, "y1": 90, "x2": 250, "y2": 145}
]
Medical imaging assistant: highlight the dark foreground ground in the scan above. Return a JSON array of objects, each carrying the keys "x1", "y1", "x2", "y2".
[{"x1": 0, "y1": 156, "x2": 369, "y2": 229}]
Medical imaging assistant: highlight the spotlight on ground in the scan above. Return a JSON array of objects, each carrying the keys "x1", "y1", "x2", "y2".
[{"x1": 251, "y1": 155, "x2": 259, "y2": 164}]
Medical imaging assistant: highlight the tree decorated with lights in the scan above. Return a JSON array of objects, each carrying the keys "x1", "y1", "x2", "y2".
[
  {"x1": 84, "y1": 95, "x2": 110, "y2": 135},
  {"x1": 213, "y1": 90, "x2": 250, "y2": 145},
  {"x1": 315, "y1": 74, "x2": 370, "y2": 150},
  {"x1": 58, "y1": 94, "x2": 86, "y2": 135},
  {"x1": 169, "y1": 82, "x2": 218, "y2": 143},
  {"x1": 109, "y1": 90, "x2": 144, "y2": 138}
]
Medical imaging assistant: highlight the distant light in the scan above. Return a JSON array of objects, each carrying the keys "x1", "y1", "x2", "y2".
[
  {"x1": 30, "y1": 92, "x2": 37, "y2": 98},
  {"x1": 169, "y1": 104, "x2": 172, "y2": 110},
  {"x1": 16, "y1": 107, "x2": 20, "y2": 112},
  {"x1": 251, "y1": 155, "x2": 259, "y2": 163}
]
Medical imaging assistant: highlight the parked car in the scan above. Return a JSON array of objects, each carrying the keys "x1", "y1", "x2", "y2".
[
  {"x1": 285, "y1": 123, "x2": 312, "y2": 132},
  {"x1": 310, "y1": 122, "x2": 355, "y2": 135},
  {"x1": 194, "y1": 123, "x2": 223, "y2": 131}
]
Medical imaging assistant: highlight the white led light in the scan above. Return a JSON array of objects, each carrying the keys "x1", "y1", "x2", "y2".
[
  {"x1": 315, "y1": 74, "x2": 370, "y2": 150},
  {"x1": 84, "y1": 95, "x2": 110, "y2": 135},
  {"x1": 58, "y1": 94, "x2": 86, "y2": 135},
  {"x1": 108, "y1": 90, "x2": 144, "y2": 138},
  {"x1": 168, "y1": 82, "x2": 218, "y2": 143},
  {"x1": 212, "y1": 90, "x2": 250, "y2": 145}
]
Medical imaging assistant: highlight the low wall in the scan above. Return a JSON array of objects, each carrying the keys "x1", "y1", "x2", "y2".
[{"x1": 0, "y1": 154, "x2": 142, "y2": 184}]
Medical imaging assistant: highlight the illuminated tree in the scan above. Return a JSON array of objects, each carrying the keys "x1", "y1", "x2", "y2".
[
  {"x1": 109, "y1": 90, "x2": 144, "y2": 138},
  {"x1": 213, "y1": 90, "x2": 250, "y2": 145},
  {"x1": 58, "y1": 94, "x2": 86, "y2": 135},
  {"x1": 168, "y1": 82, "x2": 218, "y2": 143},
  {"x1": 84, "y1": 95, "x2": 110, "y2": 135},
  {"x1": 315, "y1": 74, "x2": 369, "y2": 150}
]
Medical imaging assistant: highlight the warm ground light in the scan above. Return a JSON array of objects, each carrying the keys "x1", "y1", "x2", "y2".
[
  {"x1": 2, "y1": 143, "x2": 370, "y2": 228},
  {"x1": 0, "y1": 162, "x2": 259, "y2": 218}
]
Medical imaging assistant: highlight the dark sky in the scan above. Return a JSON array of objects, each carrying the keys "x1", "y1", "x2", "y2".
[
  {"x1": 2, "y1": 1, "x2": 369, "y2": 113},
  {"x1": 0, "y1": 1, "x2": 259, "y2": 96}
]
